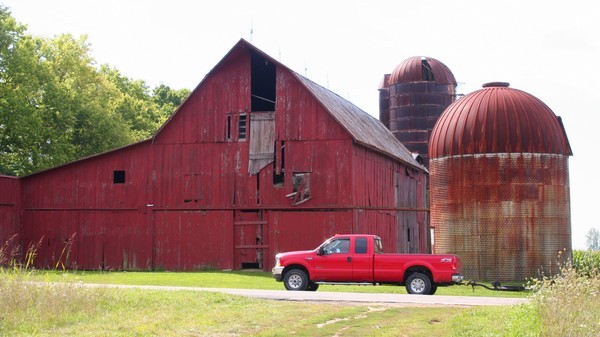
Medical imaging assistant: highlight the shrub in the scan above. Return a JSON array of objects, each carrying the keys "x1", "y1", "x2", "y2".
[
  {"x1": 529, "y1": 254, "x2": 600, "y2": 337},
  {"x1": 573, "y1": 250, "x2": 600, "y2": 276}
]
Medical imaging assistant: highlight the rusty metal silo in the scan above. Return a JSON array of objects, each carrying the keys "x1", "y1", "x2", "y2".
[
  {"x1": 429, "y1": 82, "x2": 573, "y2": 281},
  {"x1": 379, "y1": 56, "x2": 457, "y2": 168}
]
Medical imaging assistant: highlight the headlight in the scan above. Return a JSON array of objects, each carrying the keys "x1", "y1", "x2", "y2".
[{"x1": 274, "y1": 254, "x2": 281, "y2": 267}]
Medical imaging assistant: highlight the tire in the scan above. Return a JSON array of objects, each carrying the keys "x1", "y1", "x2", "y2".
[
  {"x1": 405, "y1": 272, "x2": 432, "y2": 295},
  {"x1": 307, "y1": 282, "x2": 319, "y2": 291},
  {"x1": 428, "y1": 284, "x2": 438, "y2": 295},
  {"x1": 283, "y1": 269, "x2": 309, "y2": 291}
]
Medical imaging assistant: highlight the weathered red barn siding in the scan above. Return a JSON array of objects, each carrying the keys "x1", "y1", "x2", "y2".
[
  {"x1": 351, "y1": 147, "x2": 429, "y2": 253},
  {"x1": 20, "y1": 142, "x2": 153, "y2": 270},
  {"x1": 0, "y1": 176, "x2": 20, "y2": 250},
  {"x1": 154, "y1": 211, "x2": 233, "y2": 270},
  {"x1": 269, "y1": 210, "x2": 353, "y2": 254},
  {"x1": 277, "y1": 71, "x2": 349, "y2": 141},
  {"x1": 22, "y1": 210, "x2": 151, "y2": 270},
  {"x1": 151, "y1": 143, "x2": 239, "y2": 208}
]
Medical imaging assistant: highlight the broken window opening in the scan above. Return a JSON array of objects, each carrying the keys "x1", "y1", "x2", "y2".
[
  {"x1": 239, "y1": 113, "x2": 247, "y2": 140},
  {"x1": 227, "y1": 113, "x2": 232, "y2": 140},
  {"x1": 241, "y1": 262, "x2": 260, "y2": 269},
  {"x1": 256, "y1": 173, "x2": 260, "y2": 205},
  {"x1": 113, "y1": 170, "x2": 125, "y2": 184},
  {"x1": 251, "y1": 52, "x2": 276, "y2": 112},
  {"x1": 273, "y1": 141, "x2": 285, "y2": 185},
  {"x1": 286, "y1": 172, "x2": 310, "y2": 205},
  {"x1": 421, "y1": 59, "x2": 435, "y2": 81}
]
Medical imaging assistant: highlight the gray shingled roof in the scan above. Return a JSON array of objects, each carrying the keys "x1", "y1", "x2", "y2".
[{"x1": 294, "y1": 74, "x2": 426, "y2": 172}]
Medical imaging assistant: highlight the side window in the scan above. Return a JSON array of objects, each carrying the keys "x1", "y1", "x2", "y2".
[
  {"x1": 374, "y1": 238, "x2": 383, "y2": 254},
  {"x1": 355, "y1": 238, "x2": 368, "y2": 254},
  {"x1": 323, "y1": 239, "x2": 350, "y2": 255},
  {"x1": 239, "y1": 113, "x2": 247, "y2": 140}
]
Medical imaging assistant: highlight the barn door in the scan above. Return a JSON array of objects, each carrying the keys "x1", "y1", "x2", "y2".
[
  {"x1": 248, "y1": 112, "x2": 275, "y2": 175},
  {"x1": 234, "y1": 210, "x2": 268, "y2": 270}
]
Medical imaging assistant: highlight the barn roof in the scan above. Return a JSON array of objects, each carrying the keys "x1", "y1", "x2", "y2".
[{"x1": 294, "y1": 74, "x2": 425, "y2": 171}]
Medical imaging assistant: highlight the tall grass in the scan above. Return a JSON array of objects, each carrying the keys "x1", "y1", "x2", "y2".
[
  {"x1": 0, "y1": 235, "x2": 105, "y2": 335},
  {"x1": 528, "y1": 250, "x2": 600, "y2": 337},
  {"x1": 3, "y1": 236, "x2": 600, "y2": 335}
]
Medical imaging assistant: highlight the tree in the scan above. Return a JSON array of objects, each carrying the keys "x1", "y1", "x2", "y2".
[
  {"x1": 0, "y1": 7, "x2": 189, "y2": 176},
  {"x1": 0, "y1": 6, "x2": 48, "y2": 175},
  {"x1": 586, "y1": 228, "x2": 600, "y2": 251}
]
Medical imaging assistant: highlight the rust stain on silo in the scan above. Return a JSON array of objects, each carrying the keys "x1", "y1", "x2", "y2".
[{"x1": 431, "y1": 154, "x2": 571, "y2": 281}]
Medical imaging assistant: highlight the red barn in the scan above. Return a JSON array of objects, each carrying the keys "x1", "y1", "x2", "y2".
[{"x1": 3, "y1": 40, "x2": 428, "y2": 271}]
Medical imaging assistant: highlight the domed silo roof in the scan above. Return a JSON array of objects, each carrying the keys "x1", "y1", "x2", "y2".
[
  {"x1": 389, "y1": 56, "x2": 457, "y2": 85},
  {"x1": 430, "y1": 82, "x2": 572, "y2": 158}
]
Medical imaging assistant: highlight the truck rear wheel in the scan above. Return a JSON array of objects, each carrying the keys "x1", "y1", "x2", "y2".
[
  {"x1": 283, "y1": 269, "x2": 309, "y2": 291},
  {"x1": 405, "y1": 272, "x2": 432, "y2": 295}
]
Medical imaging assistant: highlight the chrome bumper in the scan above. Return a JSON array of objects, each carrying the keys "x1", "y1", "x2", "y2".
[
  {"x1": 272, "y1": 266, "x2": 284, "y2": 282},
  {"x1": 452, "y1": 274, "x2": 464, "y2": 283}
]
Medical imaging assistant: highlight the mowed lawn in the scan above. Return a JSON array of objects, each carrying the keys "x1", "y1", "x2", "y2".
[{"x1": 39, "y1": 269, "x2": 530, "y2": 297}]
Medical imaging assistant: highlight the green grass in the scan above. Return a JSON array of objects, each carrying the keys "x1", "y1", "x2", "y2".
[
  {"x1": 0, "y1": 279, "x2": 537, "y2": 336},
  {"x1": 30, "y1": 269, "x2": 530, "y2": 298}
]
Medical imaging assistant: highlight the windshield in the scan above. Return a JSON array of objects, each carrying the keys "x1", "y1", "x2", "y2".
[{"x1": 321, "y1": 238, "x2": 350, "y2": 255}]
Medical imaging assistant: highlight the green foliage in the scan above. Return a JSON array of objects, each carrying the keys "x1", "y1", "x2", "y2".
[
  {"x1": 573, "y1": 249, "x2": 600, "y2": 276},
  {"x1": 0, "y1": 6, "x2": 190, "y2": 176}
]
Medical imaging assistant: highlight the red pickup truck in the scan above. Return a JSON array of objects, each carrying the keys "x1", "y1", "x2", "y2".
[{"x1": 272, "y1": 234, "x2": 463, "y2": 295}]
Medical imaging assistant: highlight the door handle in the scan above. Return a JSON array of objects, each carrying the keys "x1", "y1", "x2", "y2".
[{"x1": 347, "y1": 257, "x2": 352, "y2": 263}]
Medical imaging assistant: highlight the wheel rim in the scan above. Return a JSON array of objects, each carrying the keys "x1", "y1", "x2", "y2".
[
  {"x1": 410, "y1": 278, "x2": 425, "y2": 293},
  {"x1": 288, "y1": 274, "x2": 303, "y2": 289}
]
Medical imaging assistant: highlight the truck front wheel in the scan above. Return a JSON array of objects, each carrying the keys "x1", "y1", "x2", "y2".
[
  {"x1": 283, "y1": 269, "x2": 309, "y2": 291},
  {"x1": 405, "y1": 272, "x2": 432, "y2": 295}
]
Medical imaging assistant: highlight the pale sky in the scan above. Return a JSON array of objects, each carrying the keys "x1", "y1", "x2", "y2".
[{"x1": 2, "y1": 0, "x2": 599, "y2": 249}]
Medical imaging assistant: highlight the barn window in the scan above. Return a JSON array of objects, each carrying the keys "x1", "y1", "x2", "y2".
[
  {"x1": 251, "y1": 52, "x2": 276, "y2": 111},
  {"x1": 113, "y1": 170, "x2": 125, "y2": 184},
  {"x1": 239, "y1": 113, "x2": 247, "y2": 140}
]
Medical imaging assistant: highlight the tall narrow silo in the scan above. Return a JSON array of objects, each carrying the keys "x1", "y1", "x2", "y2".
[
  {"x1": 429, "y1": 82, "x2": 573, "y2": 281},
  {"x1": 379, "y1": 56, "x2": 457, "y2": 168}
]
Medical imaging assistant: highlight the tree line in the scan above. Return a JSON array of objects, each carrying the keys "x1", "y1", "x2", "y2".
[{"x1": 0, "y1": 6, "x2": 190, "y2": 176}]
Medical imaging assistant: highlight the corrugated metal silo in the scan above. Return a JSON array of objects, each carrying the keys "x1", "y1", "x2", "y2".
[
  {"x1": 379, "y1": 56, "x2": 457, "y2": 168},
  {"x1": 429, "y1": 82, "x2": 573, "y2": 281}
]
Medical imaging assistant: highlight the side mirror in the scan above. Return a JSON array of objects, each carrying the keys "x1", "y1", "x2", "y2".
[{"x1": 317, "y1": 247, "x2": 325, "y2": 256}]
